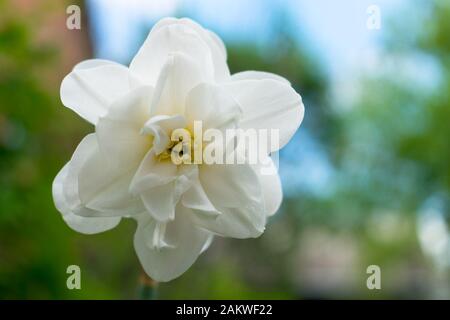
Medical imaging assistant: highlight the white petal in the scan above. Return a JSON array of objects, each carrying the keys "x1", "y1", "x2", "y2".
[
  {"x1": 99, "y1": 85, "x2": 153, "y2": 122},
  {"x1": 207, "y1": 29, "x2": 227, "y2": 60},
  {"x1": 223, "y1": 79, "x2": 304, "y2": 152},
  {"x1": 130, "y1": 150, "x2": 178, "y2": 193},
  {"x1": 61, "y1": 134, "x2": 144, "y2": 218},
  {"x1": 60, "y1": 61, "x2": 140, "y2": 124},
  {"x1": 141, "y1": 115, "x2": 186, "y2": 154},
  {"x1": 96, "y1": 86, "x2": 153, "y2": 169},
  {"x1": 193, "y1": 206, "x2": 265, "y2": 239},
  {"x1": 170, "y1": 18, "x2": 229, "y2": 81},
  {"x1": 185, "y1": 83, "x2": 241, "y2": 131},
  {"x1": 73, "y1": 59, "x2": 116, "y2": 70},
  {"x1": 200, "y1": 234, "x2": 214, "y2": 254},
  {"x1": 76, "y1": 138, "x2": 142, "y2": 216},
  {"x1": 200, "y1": 163, "x2": 260, "y2": 206},
  {"x1": 149, "y1": 52, "x2": 212, "y2": 116},
  {"x1": 53, "y1": 161, "x2": 121, "y2": 235},
  {"x1": 254, "y1": 156, "x2": 282, "y2": 217},
  {"x1": 83, "y1": 172, "x2": 144, "y2": 216},
  {"x1": 134, "y1": 206, "x2": 211, "y2": 282},
  {"x1": 140, "y1": 183, "x2": 178, "y2": 222},
  {"x1": 130, "y1": 21, "x2": 215, "y2": 86},
  {"x1": 230, "y1": 71, "x2": 290, "y2": 85},
  {"x1": 143, "y1": 114, "x2": 186, "y2": 133},
  {"x1": 151, "y1": 18, "x2": 227, "y2": 61},
  {"x1": 193, "y1": 163, "x2": 266, "y2": 238},
  {"x1": 181, "y1": 171, "x2": 219, "y2": 214},
  {"x1": 140, "y1": 220, "x2": 175, "y2": 251},
  {"x1": 134, "y1": 160, "x2": 197, "y2": 222},
  {"x1": 132, "y1": 17, "x2": 229, "y2": 82}
]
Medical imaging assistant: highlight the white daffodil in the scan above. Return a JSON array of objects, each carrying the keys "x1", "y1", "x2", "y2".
[{"x1": 53, "y1": 17, "x2": 304, "y2": 282}]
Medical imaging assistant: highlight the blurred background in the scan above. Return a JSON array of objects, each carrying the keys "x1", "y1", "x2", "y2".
[{"x1": 0, "y1": 0, "x2": 449, "y2": 299}]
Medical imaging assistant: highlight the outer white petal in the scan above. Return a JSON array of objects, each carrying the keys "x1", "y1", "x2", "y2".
[
  {"x1": 73, "y1": 59, "x2": 116, "y2": 70},
  {"x1": 193, "y1": 163, "x2": 266, "y2": 239},
  {"x1": 169, "y1": 18, "x2": 229, "y2": 81},
  {"x1": 133, "y1": 206, "x2": 211, "y2": 282},
  {"x1": 193, "y1": 206, "x2": 265, "y2": 239},
  {"x1": 151, "y1": 18, "x2": 227, "y2": 60},
  {"x1": 200, "y1": 162, "x2": 261, "y2": 207},
  {"x1": 53, "y1": 160, "x2": 120, "y2": 235},
  {"x1": 129, "y1": 21, "x2": 215, "y2": 86},
  {"x1": 150, "y1": 52, "x2": 212, "y2": 116},
  {"x1": 230, "y1": 71, "x2": 290, "y2": 85},
  {"x1": 223, "y1": 79, "x2": 304, "y2": 152},
  {"x1": 60, "y1": 61, "x2": 140, "y2": 124},
  {"x1": 59, "y1": 134, "x2": 144, "y2": 219},
  {"x1": 96, "y1": 86, "x2": 153, "y2": 169},
  {"x1": 76, "y1": 153, "x2": 143, "y2": 217},
  {"x1": 184, "y1": 83, "x2": 241, "y2": 131},
  {"x1": 98, "y1": 85, "x2": 153, "y2": 122},
  {"x1": 200, "y1": 234, "x2": 214, "y2": 254},
  {"x1": 253, "y1": 156, "x2": 282, "y2": 217},
  {"x1": 207, "y1": 29, "x2": 227, "y2": 60}
]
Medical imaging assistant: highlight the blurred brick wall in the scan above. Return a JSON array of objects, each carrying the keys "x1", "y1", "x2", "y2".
[{"x1": 11, "y1": 0, "x2": 93, "y2": 83}]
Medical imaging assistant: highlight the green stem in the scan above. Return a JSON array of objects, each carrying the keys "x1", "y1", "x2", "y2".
[{"x1": 139, "y1": 270, "x2": 158, "y2": 300}]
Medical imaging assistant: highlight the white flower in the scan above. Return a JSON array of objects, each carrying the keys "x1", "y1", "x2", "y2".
[{"x1": 53, "y1": 18, "x2": 304, "y2": 282}]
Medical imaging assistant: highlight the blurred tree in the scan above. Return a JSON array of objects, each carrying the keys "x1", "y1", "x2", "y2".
[
  {"x1": 0, "y1": 0, "x2": 139, "y2": 299},
  {"x1": 334, "y1": 0, "x2": 450, "y2": 217},
  {"x1": 323, "y1": 0, "x2": 450, "y2": 298}
]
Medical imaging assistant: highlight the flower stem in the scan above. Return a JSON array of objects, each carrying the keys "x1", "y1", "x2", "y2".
[{"x1": 139, "y1": 270, "x2": 158, "y2": 300}]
